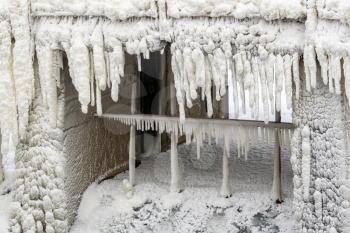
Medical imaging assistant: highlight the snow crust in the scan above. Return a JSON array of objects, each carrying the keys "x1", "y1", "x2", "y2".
[
  {"x1": 31, "y1": 0, "x2": 158, "y2": 20},
  {"x1": 317, "y1": 0, "x2": 350, "y2": 24},
  {"x1": 71, "y1": 140, "x2": 295, "y2": 233},
  {"x1": 166, "y1": 0, "x2": 306, "y2": 20},
  {"x1": 0, "y1": 192, "x2": 11, "y2": 233}
]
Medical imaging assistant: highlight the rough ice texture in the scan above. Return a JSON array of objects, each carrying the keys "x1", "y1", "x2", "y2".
[
  {"x1": 9, "y1": 71, "x2": 67, "y2": 232},
  {"x1": 166, "y1": 0, "x2": 306, "y2": 20},
  {"x1": 317, "y1": 0, "x2": 350, "y2": 23},
  {"x1": 31, "y1": 0, "x2": 158, "y2": 20},
  {"x1": 0, "y1": 0, "x2": 10, "y2": 19},
  {"x1": 291, "y1": 62, "x2": 348, "y2": 232}
]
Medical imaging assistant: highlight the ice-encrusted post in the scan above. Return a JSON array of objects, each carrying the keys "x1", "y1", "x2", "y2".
[
  {"x1": 220, "y1": 135, "x2": 231, "y2": 197},
  {"x1": 170, "y1": 75, "x2": 180, "y2": 193},
  {"x1": 272, "y1": 111, "x2": 283, "y2": 203},
  {"x1": 129, "y1": 75, "x2": 137, "y2": 187}
]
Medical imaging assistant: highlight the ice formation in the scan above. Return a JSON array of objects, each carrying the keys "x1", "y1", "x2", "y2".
[
  {"x1": 0, "y1": 0, "x2": 349, "y2": 232},
  {"x1": 105, "y1": 114, "x2": 293, "y2": 160},
  {"x1": 9, "y1": 82, "x2": 67, "y2": 232}
]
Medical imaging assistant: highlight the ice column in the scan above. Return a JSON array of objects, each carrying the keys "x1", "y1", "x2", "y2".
[
  {"x1": 129, "y1": 73, "x2": 137, "y2": 187},
  {"x1": 170, "y1": 74, "x2": 180, "y2": 192},
  {"x1": 220, "y1": 132, "x2": 231, "y2": 197}
]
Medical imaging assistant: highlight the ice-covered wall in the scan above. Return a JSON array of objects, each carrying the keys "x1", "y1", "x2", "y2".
[
  {"x1": 291, "y1": 62, "x2": 348, "y2": 233},
  {"x1": 63, "y1": 55, "x2": 135, "y2": 226}
]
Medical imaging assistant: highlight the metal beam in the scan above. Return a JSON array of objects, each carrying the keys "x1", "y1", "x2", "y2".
[{"x1": 98, "y1": 113, "x2": 294, "y2": 129}]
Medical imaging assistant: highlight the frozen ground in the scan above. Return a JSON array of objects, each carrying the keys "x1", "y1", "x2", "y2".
[
  {"x1": 71, "y1": 139, "x2": 296, "y2": 233},
  {"x1": 0, "y1": 183, "x2": 11, "y2": 233}
]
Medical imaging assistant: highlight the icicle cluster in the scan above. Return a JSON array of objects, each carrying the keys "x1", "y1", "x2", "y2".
[
  {"x1": 169, "y1": 18, "x2": 304, "y2": 121},
  {"x1": 34, "y1": 17, "x2": 162, "y2": 117},
  {"x1": 107, "y1": 114, "x2": 292, "y2": 159},
  {"x1": 312, "y1": 20, "x2": 350, "y2": 106}
]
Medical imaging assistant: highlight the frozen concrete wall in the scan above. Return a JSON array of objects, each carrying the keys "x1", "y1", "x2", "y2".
[{"x1": 63, "y1": 55, "x2": 137, "y2": 226}]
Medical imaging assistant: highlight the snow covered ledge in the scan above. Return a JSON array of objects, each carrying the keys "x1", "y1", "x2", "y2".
[{"x1": 291, "y1": 61, "x2": 349, "y2": 233}]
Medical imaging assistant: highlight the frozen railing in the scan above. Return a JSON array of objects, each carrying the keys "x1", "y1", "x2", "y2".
[{"x1": 98, "y1": 113, "x2": 293, "y2": 199}]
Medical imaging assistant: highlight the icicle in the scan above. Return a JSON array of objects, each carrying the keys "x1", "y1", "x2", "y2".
[
  {"x1": 292, "y1": 53, "x2": 300, "y2": 100},
  {"x1": 137, "y1": 54, "x2": 142, "y2": 71},
  {"x1": 96, "y1": 84, "x2": 102, "y2": 116},
  {"x1": 344, "y1": 57, "x2": 350, "y2": 106},
  {"x1": 234, "y1": 53, "x2": 245, "y2": 114},
  {"x1": 89, "y1": 50, "x2": 96, "y2": 106},
  {"x1": 107, "y1": 37, "x2": 124, "y2": 102},
  {"x1": 266, "y1": 54, "x2": 275, "y2": 110},
  {"x1": 36, "y1": 46, "x2": 58, "y2": 127},
  {"x1": 105, "y1": 51, "x2": 111, "y2": 88},
  {"x1": 315, "y1": 48, "x2": 329, "y2": 85},
  {"x1": 250, "y1": 59, "x2": 259, "y2": 119},
  {"x1": 192, "y1": 47, "x2": 205, "y2": 89},
  {"x1": 184, "y1": 47, "x2": 197, "y2": 101},
  {"x1": 70, "y1": 34, "x2": 91, "y2": 114},
  {"x1": 329, "y1": 54, "x2": 341, "y2": 95},
  {"x1": 205, "y1": 56, "x2": 213, "y2": 118},
  {"x1": 172, "y1": 48, "x2": 186, "y2": 121},
  {"x1": 91, "y1": 25, "x2": 107, "y2": 91},
  {"x1": 209, "y1": 49, "x2": 224, "y2": 100},
  {"x1": 259, "y1": 59, "x2": 269, "y2": 123},
  {"x1": 275, "y1": 55, "x2": 284, "y2": 113},
  {"x1": 243, "y1": 53, "x2": 253, "y2": 105},
  {"x1": 304, "y1": 46, "x2": 316, "y2": 91},
  {"x1": 302, "y1": 125, "x2": 311, "y2": 200},
  {"x1": 215, "y1": 48, "x2": 227, "y2": 97},
  {"x1": 230, "y1": 58, "x2": 239, "y2": 118},
  {"x1": 284, "y1": 55, "x2": 293, "y2": 110}
]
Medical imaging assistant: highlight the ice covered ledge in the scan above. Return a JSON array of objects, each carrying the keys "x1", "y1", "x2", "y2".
[
  {"x1": 165, "y1": 0, "x2": 306, "y2": 21},
  {"x1": 31, "y1": 0, "x2": 158, "y2": 20},
  {"x1": 291, "y1": 62, "x2": 349, "y2": 232}
]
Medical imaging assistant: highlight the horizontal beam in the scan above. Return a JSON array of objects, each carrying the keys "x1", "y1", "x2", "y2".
[{"x1": 98, "y1": 114, "x2": 294, "y2": 129}]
